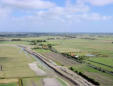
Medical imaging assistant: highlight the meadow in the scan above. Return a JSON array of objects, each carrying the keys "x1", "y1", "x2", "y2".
[
  {"x1": 0, "y1": 35, "x2": 113, "y2": 86},
  {"x1": 48, "y1": 38, "x2": 113, "y2": 56},
  {"x1": 43, "y1": 36, "x2": 113, "y2": 86},
  {"x1": 0, "y1": 45, "x2": 36, "y2": 78},
  {"x1": 0, "y1": 43, "x2": 71, "y2": 86},
  {"x1": 0, "y1": 45, "x2": 37, "y2": 86}
]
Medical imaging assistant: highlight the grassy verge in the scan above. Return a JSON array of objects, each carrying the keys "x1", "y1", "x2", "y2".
[
  {"x1": 34, "y1": 49, "x2": 51, "y2": 53},
  {"x1": 56, "y1": 78, "x2": 67, "y2": 86}
]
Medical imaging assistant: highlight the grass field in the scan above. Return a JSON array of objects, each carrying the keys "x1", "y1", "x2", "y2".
[
  {"x1": 71, "y1": 64, "x2": 113, "y2": 86},
  {"x1": 0, "y1": 79, "x2": 18, "y2": 86},
  {"x1": 0, "y1": 36, "x2": 113, "y2": 86},
  {"x1": 22, "y1": 77, "x2": 42, "y2": 86},
  {"x1": 0, "y1": 45, "x2": 36, "y2": 78},
  {"x1": 89, "y1": 57, "x2": 113, "y2": 67},
  {"x1": 0, "y1": 41, "x2": 30, "y2": 45},
  {"x1": 34, "y1": 49, "x2": 51, "y2": 53},
  {"x1": 48, "y1": 38, "x2": 113, "y2": 57},
  {"x1": 46, "y1": 37, "x2": 113, "y2": 86},
  {"x1": 0, "y1": 83, "x2": 17, "y2": 86}
]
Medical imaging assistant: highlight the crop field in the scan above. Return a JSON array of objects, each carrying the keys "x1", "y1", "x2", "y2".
[{"x1": 40, "y1": 52, "x2": 78, "y2": 66}]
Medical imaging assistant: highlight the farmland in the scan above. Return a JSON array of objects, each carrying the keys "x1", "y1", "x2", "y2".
[
  {"x1": 0, "y1": 44, "x2": 73, "y2": 86},
  {"x1": 0, "y1": 33, "x2": 113, "y2": 86},
  {"x1": 0, "y1": 45, "x2": 36, "y2": 86},
  {"x1": 30, "y1": 35, "x2": 113, "y2": 86},
  {"x1": 0, "y1": 45, "x2": 36, "y2": 78},
  {"x1": 46, "y1": 37, "x2": 113, "y2": 86}
]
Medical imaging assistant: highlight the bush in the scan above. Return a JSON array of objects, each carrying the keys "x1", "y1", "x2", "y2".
[{"x1": 11, "y1": 39, "x2": 21, "y2": 41}]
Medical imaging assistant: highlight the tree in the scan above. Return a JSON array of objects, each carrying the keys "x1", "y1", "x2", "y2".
[{"x1": 47, "y1": 44, "x2": 52, "y2": 49}]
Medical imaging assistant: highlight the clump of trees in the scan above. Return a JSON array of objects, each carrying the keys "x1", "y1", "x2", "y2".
[
  {"x1": 30, "y1": 40, "x2": 46, "y2": 45},
  {"x1": 11, "y1": 39, "x2": 22, "y2": 41}
]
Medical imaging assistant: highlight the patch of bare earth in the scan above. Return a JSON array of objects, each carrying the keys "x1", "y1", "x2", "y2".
[
  {"x1": 29, "y1": 62, "x2": 47, "y2": 76},
  {"x1": 41, "y1": 52, "x2": 78, "y2": 66},
  {"x1": 0, "y1": 79, "x2": 18, "y2": 84},
  {"x1": 43, "y1": 78, "x2": 61, "y2": 86}
]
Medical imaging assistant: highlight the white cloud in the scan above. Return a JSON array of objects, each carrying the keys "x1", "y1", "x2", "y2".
[
  {"x1": 1, "y1": 0, "x2": 56, "y2": 9},
  {"x1": 0, "y1": 0, "x2": 112, "y2": 28},
  {"x1": 86, "y1": 0, "x2": 113, "y2": 6},
  {"x1": 0, "y1": 7, "x2": 11, "y2": 17},
  {"x1": 80, "y1": 13, "x2": 112, "y2": 21}
]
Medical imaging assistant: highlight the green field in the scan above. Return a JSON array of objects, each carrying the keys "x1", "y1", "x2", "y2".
[
  {"x1": 0, "y1": 45, "x2": 36, "y2": 78},
  {"x1": 46, "y1": 37, "x2": 113, "y2": 86},
  {"x1": 0, "y1": 35, "x2": 113, "y2": 86},
  {"x1": 34, "y1": 49, "x2": 51, "y2": 53},
  {"x1": 89, "y1": 57, "x2": 113, "y2": 67},
  {"x1": 71, "y1": 64, "x2": 113, "y2": 86},
  {"x1": 0, "y1": 41, "x2": 30, "y2": 45},
  {"x1": 0, "y1": 83, "x2": 17, "y2": 86},
  {"x1": 22, "y1": 77, "x2": 42, "y2": 86},
  {"x1": 48, "y1": 38, "x2": 113, "y2": 56}
]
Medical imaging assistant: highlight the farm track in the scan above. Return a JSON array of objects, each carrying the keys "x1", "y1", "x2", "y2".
[{"x1": 20, "y1": 45, "x2": 95, "y2": 86}]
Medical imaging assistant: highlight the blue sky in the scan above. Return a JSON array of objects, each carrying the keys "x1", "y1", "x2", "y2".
[{"x1": 0, "y1": 0, "x2": 113, "y2": 32}]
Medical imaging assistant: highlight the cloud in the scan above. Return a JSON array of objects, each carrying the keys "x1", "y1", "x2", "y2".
[
  {"x1": 86, "y1": 0, "x2": 113, "y2": 6},
  {"x1": 80, "y1": 13, "x2": 112, "y2": 21},
  {"x1": 1, "y1": 0, "x2": 56, "y2": 9},
  {"x1": 0, "y1": 0, "x2": 112, "y2": 32},
  {"x1": 0, "y1": 7, "x2": 11, "y2": 18}
]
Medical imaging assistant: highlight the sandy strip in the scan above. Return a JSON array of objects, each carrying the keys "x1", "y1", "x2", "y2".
[
  {"x1": 29, "y1": 62, "x2": 47, "y2": 76},
  {"x1": 0, "y1": 79, "x2": 18, "y2": 84},
  {"x1": 43, "y1": 78, "x2": 62, "y2": 86}
]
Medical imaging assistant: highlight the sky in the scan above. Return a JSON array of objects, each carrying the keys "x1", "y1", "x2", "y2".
[{"x1": 0, "y1": 0, "x2": 113, "y2": 32}]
